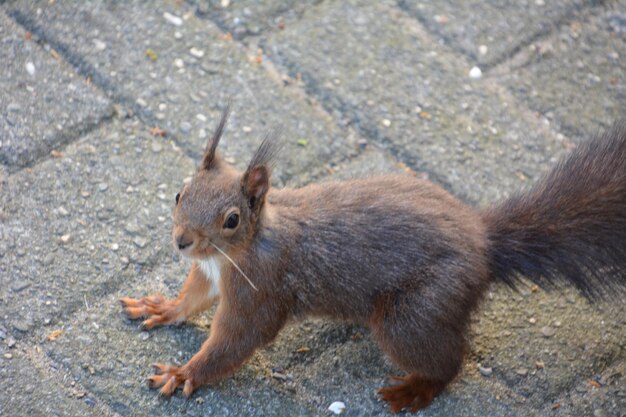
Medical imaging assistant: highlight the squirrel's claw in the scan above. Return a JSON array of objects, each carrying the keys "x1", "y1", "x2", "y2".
[
  {"x1": 147, "y1": 363, "x2": 197, "y2": 398},
  {"x1": 120, "y1": 294, "x2": 181, "y2": 329}
]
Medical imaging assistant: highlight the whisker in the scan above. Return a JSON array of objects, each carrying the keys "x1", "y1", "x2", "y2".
[{"x1": 209, "y1": 242, "x2": 259, "y2": 291}]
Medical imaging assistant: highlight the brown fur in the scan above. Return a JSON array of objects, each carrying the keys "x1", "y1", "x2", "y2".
[{"x1": 122, "y1": 110, "x2": 626, "y2": 413}]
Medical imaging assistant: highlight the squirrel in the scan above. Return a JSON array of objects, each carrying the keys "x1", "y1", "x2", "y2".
[{"x1": 121, "y1": 106, "x2": 626, "y2": 413}]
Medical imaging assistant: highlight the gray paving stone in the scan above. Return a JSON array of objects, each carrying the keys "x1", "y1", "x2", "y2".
[
  {"x1": 263, "y1": 0, "x2": 570, "y2": 205},
  {"x1": 0, "y1": 117, "x2": 194, "y2": 341},
  {"x1": 397, "y1": 0, "x2": 593, "y2": 67},
  {"x1": 0, "y1": 349, "x2": 119, "y2": 417},
  {"x1": 190, "y1": 0, "x2": 320, "y2": 40},
  {"x1": 0, "y1": 10, "x2": 112, "y2": 171},
  {"x1": 328, "y1": 146, "x2": 408, "y2": 180},
  {"x1": 537, "y1": 359, "x2": 625, "y2": 417},
  {"x1": 7, "y1": 0, "x2": 359, "y2": 187},
  {"x1": 472, "y1": 287, "x2": 625, "y2": 407},
  {"x1": 499, "y1": 6, "x2": 626, "y2": 140}
]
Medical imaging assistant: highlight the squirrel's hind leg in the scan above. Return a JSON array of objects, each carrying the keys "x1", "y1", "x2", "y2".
[
  {"x1": 370, "y1": 290, "x2": 465, "y2": 413},
  {"x1": 120, "y1": 262, "x2": 218, "y2": 329}
]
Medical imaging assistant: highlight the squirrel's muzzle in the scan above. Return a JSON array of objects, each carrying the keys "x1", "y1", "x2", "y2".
[{"x1": 174, "y1": 229, "x2": 194, "y2": 251}]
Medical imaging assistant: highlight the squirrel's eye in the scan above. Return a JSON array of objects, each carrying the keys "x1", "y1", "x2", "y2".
[
  {"x1": 224, "y1": 213, "x2": 239, "y2": 229},
  {"x1": 175, "y1": 193, "x2": 180, "y2": 204}
]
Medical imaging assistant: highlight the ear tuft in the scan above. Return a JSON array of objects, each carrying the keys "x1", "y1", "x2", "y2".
[
  {"x1": 247, "y1": 130, "x2": 281, "y2": 171},
  {"x1": 201, "y1": 103, "x2": 231, "y2": 170},
  {"x1": 242, "y1": 133, "x2": 281, "y2": 212}
]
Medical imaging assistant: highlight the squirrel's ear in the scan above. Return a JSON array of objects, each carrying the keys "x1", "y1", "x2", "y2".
[
  {"x1": 201, "y1": 104, "x2": 231, "y2": 170},
  {"x1": 242, "y1": 134, "x2": 280, "y2": 212},
  {"x1": 242, "y1": 166, "x2": 270, "y2": 212}
]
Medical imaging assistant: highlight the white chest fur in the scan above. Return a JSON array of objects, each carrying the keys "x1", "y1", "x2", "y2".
[{"x1": 198, "y1": 257, "x2": 222, "y2": 298}]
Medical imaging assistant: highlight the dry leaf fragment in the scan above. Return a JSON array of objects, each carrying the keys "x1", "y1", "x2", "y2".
[
  {"x1": 50, "y1": 150, "x2": 64, "y2": 158},
  {"x1": 589, "y1": 379, "x2": 601, "y2": 388},
  {"x1": 145, "y1": 49, "x2": 158, "y2": 61},
  {"x1": 47, "y1": 329, "x2": 63, "y2": 341},
  {"x1": 150, "y1": 127, "x2": 167, "y2": 137},
  {"x1": 296, "y1": 347, "x2": 310, "y2": 353}
]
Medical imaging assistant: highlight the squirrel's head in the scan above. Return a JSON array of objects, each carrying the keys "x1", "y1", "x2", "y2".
[{"x1": 171, "y1": 106, "x2": 277, "y2": 260}]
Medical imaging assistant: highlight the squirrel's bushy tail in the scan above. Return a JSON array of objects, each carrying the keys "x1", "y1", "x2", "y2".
[{"x1": 482, "y1": 121, "x2": 626, "y2": 298}]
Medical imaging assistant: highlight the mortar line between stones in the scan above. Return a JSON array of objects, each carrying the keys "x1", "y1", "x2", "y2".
[
  {"x1": 7, "y1": 9, "x2": 206, "y2": 167},
  {"x1": 181, "y1": 0, "x2": 418, "y2": 180},
  {"x1": 22, "y1": 344, "x2": 126, "y2": 417},
  {"x1": 185, "y1": 2, "x2": 429, "y2": 192},
  {"x1": 388, "y1": 2, "x2": 580, "y2": 151},
  {"x1": 188, "y1": 0, "x2": 326, "y2": 42},
  {"x1": 251, "y1": 44, "x2": 464, "y2": 200},
  {"x1": 394, "y1": 0, "x2": 604, "y2": 72},
  {"x1": 3, "y1": 110, "x2": 116, "y2": 176}
]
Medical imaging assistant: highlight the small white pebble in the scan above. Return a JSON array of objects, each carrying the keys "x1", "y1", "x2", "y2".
[
  {"x1": 174, "y1": 31, "x2": 183, "y2": 40},
  {"x1": 136, "y1": 98, "x2": 147, "y2": 107},
  {"x1": 328, "y1": 401, "x2": 345, "y2": 415},
  {"x1": 196, "y1": 113, "x2": 207, "y2": 122},
  {"x1": 221, "y1": 0, "x2": 231, "y2": 7},
  {"x1": 478, "y1": 45, "x2": 488, "y2": 55},
  {"x1": 189, "y1": 47, "x2": 205, "y2": 58},
  {"x1": 26, "y1": 62, "x2": 36, "y2": 75},
  {"x1": 60, "y1": 234, "x2": 71, "y2": 244},
  {"x1": 382, "y1": 119, "x2": 391, "y2": 127},
  {"x1": 110, "y1": 243, "x2": 119, "y2": 251},
  {"x1": 469, "y1": 66, "x2": 482, "y2": 79},
  {"x1": 93, "y1": 39, "x2": 107, "y2": 51},
  {"x1": 174, "y1": 58, "x2": 184, "y2": 68},
  {"x1": 163, "y1": 12, "x2": 183, "y2": 26},
  {"x1": 242, "y1": 126, "x2": 252, "y2": 133}
]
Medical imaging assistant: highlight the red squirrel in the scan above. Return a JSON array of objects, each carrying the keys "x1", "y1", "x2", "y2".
[{"x1": 121, "y1": 107, "x2": 626, "y2": 413}]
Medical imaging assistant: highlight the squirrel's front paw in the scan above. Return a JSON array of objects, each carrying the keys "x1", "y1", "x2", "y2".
[
  {"x1": 120, "y1": 295, "x2": 183, "y2": 329},
  {"x1": 147, "y1": 363, "x2": 199, "y2": 398}
]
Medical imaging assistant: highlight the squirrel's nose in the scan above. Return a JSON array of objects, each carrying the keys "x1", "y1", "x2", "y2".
[{"x1": 176, "y1": 234, "x2": 194, "y2": 251}]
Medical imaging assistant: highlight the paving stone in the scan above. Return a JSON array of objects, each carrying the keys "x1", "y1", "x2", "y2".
[
  {"x1": 190, "y1": 0, "x2": 320, "y2": 40},
  {"x1": 397, "y1": 0, "x2": 593, "y2": 67},
  {"x1": 0, "y1": 117, "x2": 194, "y2": 341},
  {"x1": 471, "y1": 287, "x2": 625, "y2": 407},
  {"x1": 499, "y1": 6, "x2": 626, "y2": 140},
  {"x1": 537, "y1": 359, "x2": 626, "y2": 417},
  {"x1": 0, "y1": 10, "x2": 112, "y2": 171},
  {"x1": 328, "y1": 146, "x2": 408, "y2": 180},
  {"x1": 263, "y1": 0, "x2": 570, "y2": 205},
  {"x1": 7, "y1": 0, "x2": 359, "y2": 187},
  {"x1": 0, "y1": 349, "x2": 118, "y2": 417}
]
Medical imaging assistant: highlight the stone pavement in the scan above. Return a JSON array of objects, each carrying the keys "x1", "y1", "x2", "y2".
[{"x1": 0, "y1": 0, "x2": 624, "y2": 416}]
